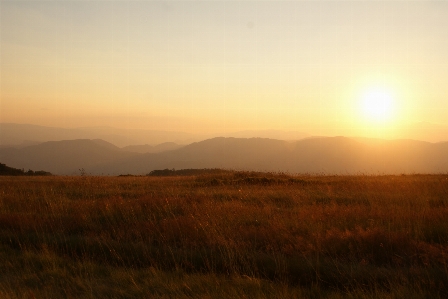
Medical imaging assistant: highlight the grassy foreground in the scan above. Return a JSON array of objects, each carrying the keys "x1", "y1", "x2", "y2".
[{"x1": 1, "y1": 172, "x2": 447, "y2": 298}]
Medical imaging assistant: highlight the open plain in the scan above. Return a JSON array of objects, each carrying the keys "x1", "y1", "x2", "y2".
[{"x1": 1, "y1": 172, "x2": 447, "y2": 298}]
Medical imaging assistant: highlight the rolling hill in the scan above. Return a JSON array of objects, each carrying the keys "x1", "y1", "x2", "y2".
[{"x1": 1, "y1": 137, "x2": 448, "y2": 175}]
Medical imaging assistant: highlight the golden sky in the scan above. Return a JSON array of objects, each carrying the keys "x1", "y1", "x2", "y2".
[{"x1": 1, "y1": 0, "x2": 447, "y2": 140}]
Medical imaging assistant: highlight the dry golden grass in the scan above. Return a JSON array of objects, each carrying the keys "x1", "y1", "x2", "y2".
[{"x1": 1, "y1": 172, "x2": 447, "y2": 297}]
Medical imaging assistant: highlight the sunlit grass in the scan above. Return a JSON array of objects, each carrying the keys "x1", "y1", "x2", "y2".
[{"x1": 1, "y1": 173, "x2": 447, "y2": 297}]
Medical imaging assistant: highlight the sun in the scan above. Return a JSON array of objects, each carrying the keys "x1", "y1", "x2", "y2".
[{"x1": 360, "y1": 87, "x2": 395, "y2": 123}]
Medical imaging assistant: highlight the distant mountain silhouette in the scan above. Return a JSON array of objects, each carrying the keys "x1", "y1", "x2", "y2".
[
  {"x1": 121, "y1": 142, "x2": 183, "y2": 153},
  {"x1": 91, "y1": 137, "x2": 448, "y2": 175},
  {"x1": 222, "y1": 129, "x2": 309, "y2": 140},
  {"x1": 0, "y1": 139, "x2": 139, "y2": 175},
  {"x1": 0, "y1": 123, "x2": 198, "y2": 147},
  {"x1": 3, "y1": 122, "x2": 448, "y2": 148},
  {"x1": 1, "y1": 137, "x2": 448, "y2": 175}
]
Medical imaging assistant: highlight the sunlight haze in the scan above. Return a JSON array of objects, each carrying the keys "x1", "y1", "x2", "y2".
[{"x1": 1, "y1": 0, "x2": 447, "y2": 140}]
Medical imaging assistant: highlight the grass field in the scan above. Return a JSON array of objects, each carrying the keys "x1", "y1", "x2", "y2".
[{"x1": 1, "y1": 171, "x2": 447, "y2": 298}]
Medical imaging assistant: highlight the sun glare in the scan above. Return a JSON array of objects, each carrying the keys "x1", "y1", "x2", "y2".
[{"x1": 361, "y1": 87, "x2": 395, "y2": 123}]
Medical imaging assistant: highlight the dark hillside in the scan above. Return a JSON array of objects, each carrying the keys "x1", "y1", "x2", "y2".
[{"x1": 0, "y1": 163, "x2": 51, "y2": 176}]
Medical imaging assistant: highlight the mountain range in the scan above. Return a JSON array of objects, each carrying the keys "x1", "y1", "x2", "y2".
[
  {"x1": 1, "y1": 136, "x2": 447, "y2": 175},
  {"x1": 0, "y1": 123, "x2": 198, "y2": 148},
  {"x1": 0, "y1": 123, "x2": 309, "y2": 148}
]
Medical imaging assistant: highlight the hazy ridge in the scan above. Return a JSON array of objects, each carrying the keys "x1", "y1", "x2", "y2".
[
  {"x1": 1, "y1": 135, "x2": 447, "y2": 175},
  {"x1": 0, "y1": 123, "x2": 310, "y2": 148},
  {"x1": 0, "y1": 123, "x2": 198, "y2": 148},
  {"x1": 0, "y1": 139, "x2": 137, "y2": 175},
  {"x1": 121, "y1": 142, "x2": 183, "y2": 154}
]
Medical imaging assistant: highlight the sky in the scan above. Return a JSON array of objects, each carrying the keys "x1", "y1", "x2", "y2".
[{"x1": 1, "y1": 0, "x2": 447, "y2": 140}]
